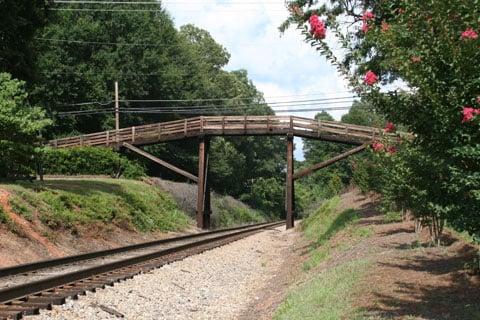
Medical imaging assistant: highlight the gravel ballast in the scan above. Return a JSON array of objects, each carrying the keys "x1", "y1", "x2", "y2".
[{"x1": 25, "y1": 225, "x2": 297, "y2": 320}]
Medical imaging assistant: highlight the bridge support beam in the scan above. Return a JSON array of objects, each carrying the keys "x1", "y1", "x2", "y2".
[
  {"x1": 292, "y1": 144, "x2": 367, "y2": 181},
  {"x1": 197, "y1": 137, "x2": 211, "y2": 229},
  {"x1": 122, "y1": 143, "x2": 198, "y2": 182},
  {"x1": 286, "y1": 136, "x2": 295, "y2": 229}
]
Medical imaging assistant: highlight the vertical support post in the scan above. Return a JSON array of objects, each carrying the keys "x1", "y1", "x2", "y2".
[
  {"x1": 286, "y1": 136, "x2": 295, "y2": 229},
  {"x1": 115, "y1": 81, "x2": 120, "y2": 142},
  {"x1": 204, "y1": 151, "x2": 211, "y2": 229},
  {"x1": 196, "y1": 137, "x2": 211, "y2": 229}
]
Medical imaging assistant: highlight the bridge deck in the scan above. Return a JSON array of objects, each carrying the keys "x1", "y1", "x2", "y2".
[{"x1": 49, "y1": 116, "x2": 390, "y2": 148}]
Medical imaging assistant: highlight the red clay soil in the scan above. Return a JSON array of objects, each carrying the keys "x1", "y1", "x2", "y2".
[
  {"x1": 346, "y1": 192, "x2": 480, "y2": 319},
  {"x1": 0, "y1": 189, "x2": 64, "y2": 258}
]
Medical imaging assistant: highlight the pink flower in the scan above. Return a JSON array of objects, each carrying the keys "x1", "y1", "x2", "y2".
[
  {"x1": 361, "y1": 22, "x2": 370, "y2": 33},
  {"x1": 384, "y1": 122, "x2": 396, "y2": 133},
  {"x1": 362, "y1": 11, "x2": 375, "y2": 21},
  {"x1": 387, "y1": 146, "x2": 398, "y2": 155},
  {"x1": 461, "y1": 28, "x2": 478, "y2": 40},
  {"x1": 381, "y1": 21, "x2": 390, "y2": 32},
  {"x1": 309, "y1": 15, "x2": 326, "y2": 39},
  {"x1": 364, "y1": 71, "x2": 379, "y2": 86},
  {"x1": 462, "y1": 106, "x2": 480, "y2": 123},
  {"x1": 372, "y1": 142, "x2": 385, "y2": 152}
]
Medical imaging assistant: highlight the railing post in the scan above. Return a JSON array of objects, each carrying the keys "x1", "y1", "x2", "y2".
[
  {"x1": 184, "y1": 119, "x2": 188, "y2": 137},
  {"x1": 106, "y1": 131, "x2": 110, "y2": 146},
  {"x1": 200, "y1": 116, "x2": 204, "y2": 135},
  {"x1": 132, "y1": 126, "x2": 136, "y2": 143},
  {"x1": 289, "y1": 116, "x2": 294, "y2": 135}
]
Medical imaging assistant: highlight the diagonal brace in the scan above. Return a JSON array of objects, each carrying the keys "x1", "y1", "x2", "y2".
[
  {"x1": 293, "y1": 143, "x2": 368, "y2": 181},
  {"x1": 122, "y1": 142, "x2": 198, "y2": 182}
]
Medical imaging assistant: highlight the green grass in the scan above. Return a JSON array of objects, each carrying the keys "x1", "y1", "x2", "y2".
[
  {"x1": 212, "y1": 197, "x2": 267, "y2": 228},
  {"x1": 302, "y1": 198, "x2": 359, "y2": 247},
  {"x1": 383, "y1": 211, "x2": 403, "y2": 223},
  {"x1": 352, "y1": 226, "x2": 374, "y2": 238},
  {"x1": 300, "y1": 197, "x2": 361, "y2": 270},
  {"x1": 0, "y1": 179, "x2": 191, "y2": 232},
  {"x1": 276, "y1": 196, "x2": 373, "y2": 318},
  {"x1": 274, "y1": 259, "x2": 370, "y2": 320}
]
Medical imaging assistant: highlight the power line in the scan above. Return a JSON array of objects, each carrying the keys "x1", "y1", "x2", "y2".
[
  {"x1": 49, "y1": 7, "x2": 287, "y2": 12},
  {"x1": 56, "y1": 100, "x2": 358, "y2": 115},
  {"x1": 121, "y1": 96, "x2": 356, "y2": 104},
  {"x1": 34, "y1": 37, "x2": 305, "y2": 48},
  {"x1": 57, "y1": 106, "x2": 357, "y2": 117},
  {"x1": 56, "y1": 97, "x2": 357, "y2": 110},
  {"x1": 34, "y1": 37, "x2": 181, "y2": 47}
]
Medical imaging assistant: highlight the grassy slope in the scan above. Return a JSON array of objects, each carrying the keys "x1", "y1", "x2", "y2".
[
  {"x1": 274, "y1": 197, "x2": 373, "y2": 320},
  {"x1": 212, "y1": 196, "x2": 266, "y2": 228},
  {"x1": 0, "y1": 179, "x2": 191, "y2": 232}
]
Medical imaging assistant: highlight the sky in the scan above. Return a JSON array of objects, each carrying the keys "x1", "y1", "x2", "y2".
[{"x1": 162, "y1": 0, "x2": 355, "y2": 160}]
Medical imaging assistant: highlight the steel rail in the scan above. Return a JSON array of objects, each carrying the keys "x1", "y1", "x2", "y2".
[
  {"x1": 0, "y1": 221, "x2": 275, "y2": 279},
  {"x1": 0, "y1": 221, "x2": 283, "y2": 305}
]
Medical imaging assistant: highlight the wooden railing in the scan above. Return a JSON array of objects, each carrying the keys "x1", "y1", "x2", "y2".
[{"x1": 49, "y1": 116, "x2": 396, "y2": 148}]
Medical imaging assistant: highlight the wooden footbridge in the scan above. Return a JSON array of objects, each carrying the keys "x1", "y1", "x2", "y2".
[{"x1": 49, "y1": 116, "x2": 396, "y2": 229}]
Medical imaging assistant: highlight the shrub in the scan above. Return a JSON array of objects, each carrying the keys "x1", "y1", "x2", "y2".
[{"x1": 41, "y1": 147, "x2": 145, "y2": 179}]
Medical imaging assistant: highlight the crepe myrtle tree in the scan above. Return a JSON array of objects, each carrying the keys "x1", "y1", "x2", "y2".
[{"x1": 282, "y1": 0, "x2": 480, "y2": 242}]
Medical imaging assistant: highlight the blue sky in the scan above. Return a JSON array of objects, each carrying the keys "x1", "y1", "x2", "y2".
[{"x1": 162, "y1": 0, "x2": 353, "y2": 160}]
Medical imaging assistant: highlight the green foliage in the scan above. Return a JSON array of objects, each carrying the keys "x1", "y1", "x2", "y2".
[
  {"x1": 8, "y1": 195, "x2": 33, "y2": 221},
  {"x1": 0, "y1": 0, "x2": 49, "y2": 80},
  {"x1": 41, "y1": 147, "x2": 145, "y2": 179},
  {"x1": 1, "y1": 179, "x2": 190, "y2": 232},
  {"x1": 240, "y1": 177, "x2": 284, "y2": 218},
  {"x1": 286, "y1": 0, "x2": 480, "y2": 239},
  {"x1": 274, "y1": 259, "x2": 370, "y2": 320},
  {"x1": 212, "y1": 197, "x2": 266, "y2": 229},
  {"x1": 383, "y1": 211, "x2": 403, "y2": 223},
  {"x1": 0, "y1": 73, "x2": 51, "y2": 177}
]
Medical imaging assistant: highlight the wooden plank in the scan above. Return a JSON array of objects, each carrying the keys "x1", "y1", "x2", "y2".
[
  {"x1": 122, "y1": 143, "x2": 198, "y2": 182},
  {"x1": 293, "y1": 144, "x2": 368, "y2": 180}
]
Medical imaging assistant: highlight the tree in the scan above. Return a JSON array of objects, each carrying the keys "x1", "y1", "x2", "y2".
[
  {"x1": 0, "y1": 0, "x2": 49, "y2": 80},
  {"x1": 284, "y1": 0, "x2": 480, "y2": 240},
  {"x1": 0, "y1": 73, "x2": 51, "y2": 177}
]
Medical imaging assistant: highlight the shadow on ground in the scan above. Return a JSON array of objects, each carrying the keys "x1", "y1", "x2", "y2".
[{"x1": 365, "y1": 237, "x2": 480, "y2": 319}]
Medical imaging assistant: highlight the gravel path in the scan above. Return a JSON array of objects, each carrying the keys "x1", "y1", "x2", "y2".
[{"x1": 25, "y1": 225, "x2": 297, "y2": 320}]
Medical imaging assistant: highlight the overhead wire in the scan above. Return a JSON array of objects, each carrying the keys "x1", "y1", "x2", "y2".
[{"x1": 57, "y1": 105, "x2": 357, "y2": 117}]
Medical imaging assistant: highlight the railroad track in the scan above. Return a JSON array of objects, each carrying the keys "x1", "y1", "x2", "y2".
[{"x1": 0, "y1": 221, "x2": 284, "y2": 319}]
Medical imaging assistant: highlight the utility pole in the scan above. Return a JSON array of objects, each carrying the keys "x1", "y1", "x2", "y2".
[{"x1": 115, "y1": 81, "x2": 120, "y2": 132}]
